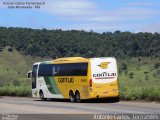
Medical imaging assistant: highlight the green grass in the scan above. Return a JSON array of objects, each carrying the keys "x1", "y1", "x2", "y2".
[
  {"x1": 0, "y1": 47, "x2": 160, "y2": 102},
  {"x1": 120, "y1": 86, "x2": 160, "y2": 101},
  {"x1": 118, "y1": 57, "x2": 160, "y2": 102},
  {"x1": 0, "y1": 85, "x2": 31, "y2": 96},
  {"x1": 0, "y1": 47, "x2": 47, "y2": 96}
]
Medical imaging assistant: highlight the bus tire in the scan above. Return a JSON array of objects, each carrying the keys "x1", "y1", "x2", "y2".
[
  {"x1": 75, "y1": 91, "x2": 81, "y2": 103},
  {"x1": 69, "y1": 91, "x2": 75, "y2": 102},
  {"x1": 39, "y1": 90, "x2": 47, "y2": 101}
]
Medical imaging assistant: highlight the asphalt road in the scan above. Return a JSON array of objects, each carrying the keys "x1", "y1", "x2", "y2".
[{"x1": 0, "y1": 96, "x2": 160, "y2": 120}]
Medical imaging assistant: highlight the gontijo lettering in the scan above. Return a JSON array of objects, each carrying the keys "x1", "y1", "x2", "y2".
[
  {"x1": 58, "y1": 78, "x2": 74, "y2": 83},
  {"x1": 93, "y1": 72, "x2": 116, "y2": 77}
]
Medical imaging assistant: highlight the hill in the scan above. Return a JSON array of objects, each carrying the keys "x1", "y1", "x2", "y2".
[
  {"x1": 118, "y1": 57, "x2": 160, "y2": 101},
  {"x1": 0, "y1": 47, "x2": 159, "y2": 101},
  {"x1": 0, "y1": 47, "x2": 48, "y2": 96}
]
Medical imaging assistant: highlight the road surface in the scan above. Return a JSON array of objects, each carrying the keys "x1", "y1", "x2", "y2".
[{"x1": 0, "y1": 96, "x2": 160, "y2": 120}]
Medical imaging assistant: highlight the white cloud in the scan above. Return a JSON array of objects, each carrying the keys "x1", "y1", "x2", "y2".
[
  {"x1": 61, "y1": 7, "x2": 160, "y2": 23},
  {"x1": 111, "y1": 8, "x2": 159, "y2": 15},
  {"x1": 1, "y1": 0, "x2": 159, "y2": 23},
  {"x1": 41, "y1": 0, "x2": 160, "y2": 23},
  {"x1": 128, "y1": 2, "x2": 159, "y2": 6},
  {"x1": 41, "y1": 0, "x2": 97, "y2": 16},
  {"x1": 59, "y1": 22, "x2": 139, "y2": 33},
  {"x1": 139, "y1": 23, "x2": 160, "y2": 33},
  {"x1": 106, "y1": 7, "x2": 160, "y2": 21},
  {"x1": 41, "y1": 0, "x2": 160, "y2": 33},
  {"x1": 1, "y1": 0, "x2": 160, "y2": 33}
]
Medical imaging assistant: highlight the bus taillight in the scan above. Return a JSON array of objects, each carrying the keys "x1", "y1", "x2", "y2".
[{"x1": 89, "y1": 79, "x2": 92, "y2": 90}]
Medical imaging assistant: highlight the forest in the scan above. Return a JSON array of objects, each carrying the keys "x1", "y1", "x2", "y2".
[{"x1": 0, "y1": 27, "x2": 160, "y2": 58}]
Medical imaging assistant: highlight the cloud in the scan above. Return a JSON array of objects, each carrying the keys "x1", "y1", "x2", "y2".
[
  {"x1": 41, "y1": 0, "x2": 97, "y2": 16},
  {"x1": 41, "y1": 0, "x2": 160, "y2": 33},
  {"x1": 59, "y1": 22, "x2": 139, "y2": 33},
  {"x1": 41, "y1": 0, "x2": 160, "y2": 23},
  {"x1": 1, "y1": 0, "x2": 160, "y2": 33},
  {"x1": 139, "y1": 23, "x2": 160, "y2": 33},
  {"x1": 106, "y1": 7, "x2": 160, "y2": 21},
  {"x1": 1, "y1": 0, "x2": 159, "y2": 23},
  {"x1": 63, "y1": 22, "x2": 160, "y2": 33},
  {"x1": 111, "y1": 8, "x2": 159, "y2": 16},
  {"x1": 128, "y1": 2, "x2": 159, "y2": 6},
  {"x1": 61, "y1": 7, "x2": 160, "y2": 23}
]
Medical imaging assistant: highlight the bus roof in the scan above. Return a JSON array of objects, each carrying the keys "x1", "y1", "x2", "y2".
[
  {"x1": 33, "y1": 57, "x2": 116, "y2": 65},
  {"x1": 52, "y1": 57, "x2": 89, "y2": 63}
]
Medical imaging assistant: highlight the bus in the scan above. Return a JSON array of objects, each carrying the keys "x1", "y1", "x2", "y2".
[{"x1": 27, "y1": 57, "x2": 119, "y2": 102}]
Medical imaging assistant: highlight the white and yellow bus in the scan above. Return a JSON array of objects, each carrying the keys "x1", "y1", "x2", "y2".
[{"x1": 27, "y1": 57, "x2": 119, "y2": 102}]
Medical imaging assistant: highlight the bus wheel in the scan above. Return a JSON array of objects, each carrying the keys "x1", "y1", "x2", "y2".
[
  {"x1": 75, "y1": 91, "x2": 81, "y2": 103},
  {"x1": 69, "y1": 91, "x2": 75, "y2": 102},
  {"x1": 39, "y1": 90, "x2": 47, "y2": 101}
]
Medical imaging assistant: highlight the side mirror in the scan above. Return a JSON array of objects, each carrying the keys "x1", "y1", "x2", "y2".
[{"x1": 27, "y1": 70, "x2": 32, "y2": 79}]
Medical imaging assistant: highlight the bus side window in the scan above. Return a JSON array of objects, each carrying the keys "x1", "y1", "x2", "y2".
[{"x1": 53, "y1": 65, "x2": 59, "y2": 76}]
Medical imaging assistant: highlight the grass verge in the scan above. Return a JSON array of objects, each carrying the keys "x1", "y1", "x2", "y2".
[
  {"x1": 120, "y1": 86, "x2": 160, "y2": 102},
  {"x1": 0, "y1": 85, "x2": 31, "y2": 97}
]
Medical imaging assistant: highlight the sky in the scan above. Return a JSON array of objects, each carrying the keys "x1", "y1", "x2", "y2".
[{"x1": 0, "y1": 0, "x2": 160, "y2": 33}]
